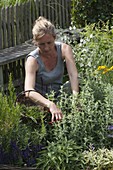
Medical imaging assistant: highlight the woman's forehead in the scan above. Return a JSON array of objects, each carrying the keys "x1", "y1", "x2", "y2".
[{"x1": 37, "y1": 34, "x2": 55, "y2": 42}]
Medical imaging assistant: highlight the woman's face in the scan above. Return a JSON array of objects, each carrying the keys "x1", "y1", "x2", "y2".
[{"x1": 36, "y1": 34, "x2": 55, "y2": 54}]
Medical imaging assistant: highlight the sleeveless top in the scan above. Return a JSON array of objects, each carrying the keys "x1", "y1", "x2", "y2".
[{"x1": 27, "y1": 42, "x2": 64, "y2": 97}]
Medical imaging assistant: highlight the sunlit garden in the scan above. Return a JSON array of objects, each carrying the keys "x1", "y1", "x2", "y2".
[{"x1": 0, "y1": 0, "x2": 113, "y2": 169}]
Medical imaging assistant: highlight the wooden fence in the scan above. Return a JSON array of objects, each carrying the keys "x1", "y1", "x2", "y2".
[{"x1": 0, "y1": 0, "x2": 71, "y2": 50}]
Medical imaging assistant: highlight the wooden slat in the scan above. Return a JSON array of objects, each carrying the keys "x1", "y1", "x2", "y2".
[
  {"x1": 0, "y1": 8, "x2": 2, "y2": 49},
  {"x1": 45, "y1": 0, "x2": 49, "y2": 19},
  {"x1": 51, "y1": 0, "x2": 55, "y2": 24},
  {"x1": 54, "y1": 0, "x2": 59, "y2": 27},
  {"x1": 6, "y1": 6, "x2": 11, "y2": 47},
  {"x1": 31, "y1": 0, "x2": 36, "y2": 25},
  {"x1": 65, "y1": 0, "x2": 69, "y2": 27},
  {"x1": 47, "y1": 0, "x2": 51, "y2": 21},
  {"x1": 12, "y1": 61, "x2": 17, "y2": 78},
  {"x1": 0, "y1": 66, "x2": 3, "y2": 86},
  {"x1": 2, "y1": 7, "x2": 7, "y2": 48},
  {"x1": 10, "y1": 5, "x2": 15, "y2": 47},
  {"x1": 39, "y1": 0, "x2": 44, "y2": 16},
  {"x1": 34, "y1": 0, "x2": 40, "y2": 18},
  {"x1": 3, "y1": 64, "x2": 9, "y2": 84},
  {"x1": 15, "y1": 4, "x2": 20, "y2": 45},
  {"x1": 19, "y1": 4, "x2": 24, "y2": 42},
  {"x1": 27, "y1": 1, "x2": 32, "y2": 39},
  {"x1": 16, "y1": 60, "x2": 21, "y2": 78},
  {"x1": 67, "y1": 0, "x2": 71, "y2": 27},
  {"x1": 61, "y1": 0, "x2": 65, "y2": 28},
  {"x1": 24, "y1": 2, "x2": 29, "y2": 41},
  {"x1": 22, "y1": 58, "x2": 25, "y2": 78},
  {"x1": 46, "y1": 0, "x2": 55, "y2": 24},
  {"x1": 57, "y1": 0, "x2": 62, "y2": 27},
  {"x1": 19, "y1": 60, "x2": 22, "y2": 78},
  {"x1": 43, "y1": 0, "x2": 47, "y2": 18},
  {"x1": 9, "y1": 62, "x2": 13, "y2": 77}
]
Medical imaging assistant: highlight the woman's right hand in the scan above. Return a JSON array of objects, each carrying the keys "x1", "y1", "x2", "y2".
[{"x1": 48, "y1": 102, "x2": 63, "y2": 123}]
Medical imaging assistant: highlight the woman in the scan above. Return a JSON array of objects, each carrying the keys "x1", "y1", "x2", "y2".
[{"x1": 24, "y1": 16, "x2": 79, "y2": 123}]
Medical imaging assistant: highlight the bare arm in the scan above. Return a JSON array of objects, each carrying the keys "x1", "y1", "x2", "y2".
[
  {"x1": 62, "y1": 43, "x2": 79, "y2": 95},
  {"x1": 24, "y1": 56, "x2": 63, "y2": 122}
]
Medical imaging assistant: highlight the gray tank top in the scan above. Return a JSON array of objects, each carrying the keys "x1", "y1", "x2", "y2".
[{"x1": 27, "y1": 42, "x2": 64, "y2": 97}]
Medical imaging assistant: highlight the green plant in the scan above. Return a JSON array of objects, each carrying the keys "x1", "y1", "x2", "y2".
[
  {"x1": 83, "y1": 148, "x2": 113, "y2": 170},
  {"x1": 35, "y1": 75, "x2": 113, "y2": 169},
  {"x1": 0, "y1": 75, "x2": 21, "y2": 148},
  {"x1": 36, "y1": 138, "x2": 83, "y2": 170},
  {"x1": 73, "y1": 22, "x2": 113, "y2": 79},
  {"x1": 0, "y1": 75, "x2": 50, "y2": 165},
  {"x1": 71, "y1": 0, "x2": 113, "y2": 28}
]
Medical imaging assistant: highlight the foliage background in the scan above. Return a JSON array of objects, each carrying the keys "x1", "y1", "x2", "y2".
[{"x1": 71, "y1": 0, "x2": 113, "y2": 28}]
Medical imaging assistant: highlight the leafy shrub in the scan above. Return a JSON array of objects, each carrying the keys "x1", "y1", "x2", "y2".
[
  {"x1": 0, "y1": 75, "x2": 20, "y2": 149},
  {"x1": 73, "y1": 22, "x2": 113, "y2": 79},
  {"x1": 0, "y1": 75, "x2": 50, "y2": 165},
  {"x1": 36, "y1": 139, "x2": 84, "y2": 170},
  {"x1": 35, "y1": 23, "x2": 113, "y2": 169},
  {"x1": 83, "y1": 148, "x2": 113, "y2": 170},
  {"x1": 35, "y1": 76, "x2": 113, "y2": 169},
  {"x1": 71, "y1": 0, "x2": 113, "y2": 28}
]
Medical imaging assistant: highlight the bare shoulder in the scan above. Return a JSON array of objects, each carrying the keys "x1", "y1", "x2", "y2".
[
  {"x1": 61, "y1": 43, "x2": 73, "y2": 58},
  {"x1": 25, "y1": 56, "x2": 38, "y2": 71}
]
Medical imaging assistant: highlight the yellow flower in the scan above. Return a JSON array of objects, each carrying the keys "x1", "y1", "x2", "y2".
[
  {"x1": 102, "y1": 68, "x2": 109, "y2": 74},
  {"x1": 97, "y1": 66, "x2": 108, "y2": 71},
  {"x1": 108, "y1": 66, "x2": 113, "y2": 71},
  {"x1": 96, "y1": 65, "x2": 113, "y2": 85}
]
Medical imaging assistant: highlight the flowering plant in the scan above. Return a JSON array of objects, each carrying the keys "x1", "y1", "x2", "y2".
[{"x1": 96, "y1": 65, "x2": 113, "y2": 85}]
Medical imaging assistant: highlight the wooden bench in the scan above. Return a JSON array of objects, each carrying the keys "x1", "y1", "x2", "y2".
[{"x1": 0, "y1": 43, "x2": 36, "y2": 91}]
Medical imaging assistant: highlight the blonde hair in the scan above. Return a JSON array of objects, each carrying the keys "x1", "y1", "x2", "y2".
[{"x1": 32, "y1": 16, "x2": 56, "y2": 43}]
